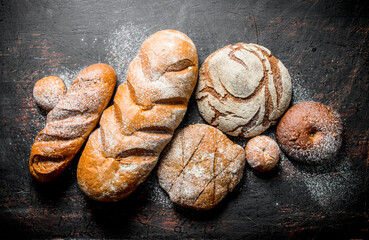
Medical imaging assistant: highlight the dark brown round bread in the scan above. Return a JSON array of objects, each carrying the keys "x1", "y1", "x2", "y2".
[{"x1": 276, "y1": 101, "x2": 343, "y2": 165}]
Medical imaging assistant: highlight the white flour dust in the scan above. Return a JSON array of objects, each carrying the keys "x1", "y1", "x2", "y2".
[
  {"x1": 290, "y1": 76, "x2": 314, "y2": 105},
  {"x1": 50, "y1": 66, "x2": 84, "y2": 88},
  {"x1": 279, "y1": 153, "x2": 357, "y2": 208},
  {"x1": 104, "y1": 24, "x2": 149, "y2": 84},
  {"x1": 147, "y1": 181, "x2": 173, "y2": 206},
  {"x1": 30, "y1": 23, "x2": 357, "y2": 208}
]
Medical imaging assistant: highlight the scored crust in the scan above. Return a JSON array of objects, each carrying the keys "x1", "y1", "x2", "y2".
[
  {"x1": 196, "y1": 43, "x2": 292, "y2": 138},
  {"x1": 29, "y1": 63, "x2": 117, "y2": 182},
  {"x1": 77, "y1": 30, "x2": 199, "y2": 202},
  {"x1": 157, "y1": 124, "x2": 246, "y2": 210}
]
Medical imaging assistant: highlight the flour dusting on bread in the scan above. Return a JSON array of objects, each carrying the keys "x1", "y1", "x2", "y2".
[
  {"x1": 77, "y1": 30, "x2": 199, "y2": 201},
  {"x1": 196, "y1": 43, "x2": 292, "y2": 138},
  {"x1": 29, "y1": 64, "x2": 116, "y2": 182},
  {"x1": 157, "y1": 124, "x2": 246, "y2": 210}
]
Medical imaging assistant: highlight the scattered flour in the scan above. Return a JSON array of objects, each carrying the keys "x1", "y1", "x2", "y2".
[
  {"x1": 104, "y1": 23, "x2": 149, "y2": 85},
  {"x1": 278, "y1": 74, "x2": 355, "y2": 208},
  {"x1": 50, "y1": 66, "x2": 84, "y2": 88},
  {"x1": 146, "y1": 179, "x2": 173, "y2": 206},
  {"x1": 279, "y1": 153, "x2": 357, "y2": 208},
  {"x1": 290, "y1": 75, "x2": 314, "y2": 104},
  {"x1": 31, "y1": 24, "x2": 356, "y2": 208}
]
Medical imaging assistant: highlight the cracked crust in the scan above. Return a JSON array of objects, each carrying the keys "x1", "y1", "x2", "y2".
[
  {"x1": 77, "y1": 30, "x2": 198, "y2": 202},
  {"x1": 276, "y1": 101, "x2": 343, "y2": 165},
  {"x1": 195, "y1": 43, "x2": 292, "y2": 138},
  {"x1": 157, "y1": 124, "x2": 246, "y2": 210}
]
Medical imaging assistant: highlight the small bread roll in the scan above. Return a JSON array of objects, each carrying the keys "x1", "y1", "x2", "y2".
[
  {"x1": 245, "y1": 135, "x2": 280, "y2": 172},
  {"x1": 33, "y1": 76, "x2": 66, "y2": 111}
]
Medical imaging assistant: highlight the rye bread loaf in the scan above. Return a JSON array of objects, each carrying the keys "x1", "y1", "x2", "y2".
[
  {"x1": 77, "y1": 30, "x2": 198, "y2": 202},
  {"x1": 196, "y1": 43, "x2": 292, "y2": 138},
  {"x1": 29, "y1": 63, "x2": 116, "y2": 182},
  {"x1": 157, "y1": 124, "x2": 246, "y2": 210}
]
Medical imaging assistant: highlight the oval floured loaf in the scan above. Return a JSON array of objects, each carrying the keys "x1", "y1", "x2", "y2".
[
  {"x1": 196, "y1": 43, "x2": 292, "y2": 138},
  {"x1": 157, "y1": 124, "x2": 246, "y2": 210},
  {"x1": 77, "y1": 30, "x2": 199, "y2": 201}
]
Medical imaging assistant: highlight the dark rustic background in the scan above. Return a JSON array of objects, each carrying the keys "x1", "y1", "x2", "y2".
[{"x1": 1, "y1": 0, "x2": 368, "y2": 239}]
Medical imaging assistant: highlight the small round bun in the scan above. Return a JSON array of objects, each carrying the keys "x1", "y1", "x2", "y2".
[
  {"x1": 33, "y1": 76, "x2": 66, "y2": 111},
  {"x1": 276, "y1": 101, "x2": 343, "y2": 165},
  {"x1": 245, "y1": 135, "x2": 280, "y2": 172}
]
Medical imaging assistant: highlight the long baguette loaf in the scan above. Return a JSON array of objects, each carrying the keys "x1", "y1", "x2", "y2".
[
  {"x1": 29, "y1": 63, "x2": 116, "y2": 182},
  {"x1": 77, "y1": 30, "x2": 198, "y2": 201}
]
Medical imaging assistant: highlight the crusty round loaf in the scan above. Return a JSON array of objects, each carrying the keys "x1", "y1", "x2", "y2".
[
  {"x1": 33, "y1": 76, "x2": 66, "y2": 111},
  {"x1": 157, "y1": 124, "x2": 246, "y2": 210},
  {"x1": 245, "y1": 135, "x2": 280, "y2": 172},
  {"x1": 196, "y1": 43, "x2": 292, "y2": 138},
  {"x1": 276, "y1": 101, "x2": 343, "y2": 165}
]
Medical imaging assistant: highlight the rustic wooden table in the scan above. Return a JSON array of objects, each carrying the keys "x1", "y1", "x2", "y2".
[{"x1": 1, "y1": 0, "x2": 368, "y2": 239}]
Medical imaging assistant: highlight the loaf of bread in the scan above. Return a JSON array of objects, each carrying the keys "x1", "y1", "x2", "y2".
[
  {"x1": 157, "y1": 124, "x2": 246, "y2": 210},
  {"x1": 29, "y1": 63, "x2": 116, "y2": 182},
  {"x1": 196, "y1": 43, "x2": 292, "y2": 138},
  {"x1": 77, "y1": 30, "x2": 198, "y2": 201}
]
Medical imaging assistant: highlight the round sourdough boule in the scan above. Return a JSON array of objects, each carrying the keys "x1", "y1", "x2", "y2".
[
  {"x1": 196, "y1": 43, "x2": 292, "y2": 138},
  {"x1": 276, "y1": 101, "x2": 343, "y2": 165},
  {"x1": 33, "y1": 76, "x2": 66, "y2": 111},
  {"x1": 157, "y1": 124, "x2": 246, "y2": 210},
  {"x1": 245, "y1": 135, "x2": 280, "y2": 172}
]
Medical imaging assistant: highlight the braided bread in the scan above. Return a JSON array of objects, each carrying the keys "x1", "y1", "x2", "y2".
[
  {"x1": 77, "y1": 30, "x2": 198, "y2": 201},
  {"x1": 196, "y1": 43, "x2": 292, "y2": 138},
  {"x1": 29, "y1": 63, "x2": 116, "y2": 182}
]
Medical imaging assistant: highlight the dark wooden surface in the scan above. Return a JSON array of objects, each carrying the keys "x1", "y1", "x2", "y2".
[{"x1": 1, "y1": 0, "x2": 368, "y2": 239}]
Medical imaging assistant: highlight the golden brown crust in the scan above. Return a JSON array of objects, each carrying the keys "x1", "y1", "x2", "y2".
[
  {"x1": 33, "y1": 76, "x2": 66, "y2": 111},
  {"x1": 276, "y1": 101, "x2": 343, "y2": 165},
  {"x1": 245, "y1": 135, "x2": 280, "y2": 172},
  {"x1": 29, "y1": 63, "x2": 117, "y2": 182},
  {"x1": 157, "y1": 124, "x2": 246, "y2": 210},
  {"x1": 77, "y1": 30, "x2": 198, "y2": 202}
]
